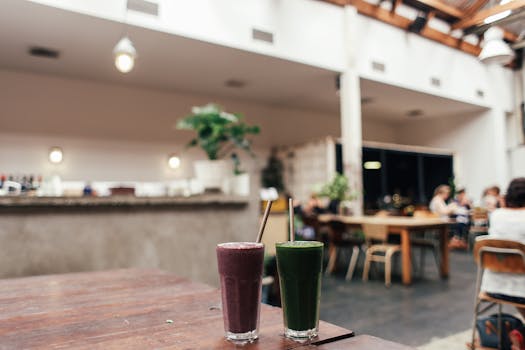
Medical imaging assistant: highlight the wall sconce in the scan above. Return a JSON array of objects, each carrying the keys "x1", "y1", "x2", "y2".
[
  {"x1": 168, "y1": 154, "x2": 181, "y2": 169},
  {"x1": 49, "y1": 147, "x2": 63, "y2": 164}
]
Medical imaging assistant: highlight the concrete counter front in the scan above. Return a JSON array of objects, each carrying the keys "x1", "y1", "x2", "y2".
[{"x1": 0, "y1": 195, "x2": 257, "y2": 286}]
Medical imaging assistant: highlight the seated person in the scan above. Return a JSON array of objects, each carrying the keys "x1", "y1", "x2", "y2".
[
  {"x1": 452, "y1": 187, "x2": 472, "y2": 245},
  {"x1": 481, "y1": 177, "x2": 525, "y2": 319},
  {"x1": 293, "y1": 194, "x2": 325, "y2": 240},
  {"x1": 482, "y1": 185, "x2": 502, "y2": 213},
  {"x1": 429, "y1": 185, "x2": 457, "y2": 219},
  {"x1": 303, "y1": 194, "x2": 326, "y2": 216},
  {"x1": 430, "y1": 185, "x2": 465, "y2": 248}
]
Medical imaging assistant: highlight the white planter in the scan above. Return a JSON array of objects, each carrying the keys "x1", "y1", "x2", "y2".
[
  {"x1": 231, "y1": 173, "x2": 250, "y2": 196},
  {"x1": 194, "y1": 160, "x2": 231, "y2": 190}
]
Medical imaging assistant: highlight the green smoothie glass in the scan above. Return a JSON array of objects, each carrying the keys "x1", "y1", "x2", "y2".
[{"x1": 275, "y1": 241, "x2": 324, "y2": 340}]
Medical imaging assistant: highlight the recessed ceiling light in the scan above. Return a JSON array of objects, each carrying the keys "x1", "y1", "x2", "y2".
[
  {"x1": 225, "y1": 79, "x2": 246, "y2": 88},
  {"x1": 406, "y1": 109, "x2": 424, "y2": 117},
  {"x1": 28, "y1": 46, "x2": 59, "y2": 59}
]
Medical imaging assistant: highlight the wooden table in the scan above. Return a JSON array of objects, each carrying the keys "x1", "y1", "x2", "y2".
[
  {"x1": 296, "y1": 335, "x2": 415, "y2": 349},
  {"x1": 318, "y1": 214, "x2": 450, "y2": 285},
  {"x1": 0, "y1": 269, "x2": 353, "y2": 349}
]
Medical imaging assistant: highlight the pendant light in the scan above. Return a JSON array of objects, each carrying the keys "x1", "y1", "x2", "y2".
[
  {"x1": 478, "y1": 26, "x2": 515, "y2": 65},
  {"x1": 113, "y1": 36, "x2": 136, "y2": 73}
]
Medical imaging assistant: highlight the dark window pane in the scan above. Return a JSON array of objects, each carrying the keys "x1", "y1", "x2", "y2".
[
  {"x1": 363, "y1": 148, "x2": 383, "y2": 210},
  {"x1": 423, "y1": 155, "x2": 453, "y2": 202},
  {"x1": 385, "y1": 151, "x2": 419, "y2": 204}
]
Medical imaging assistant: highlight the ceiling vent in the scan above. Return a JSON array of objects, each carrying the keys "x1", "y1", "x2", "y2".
[
  {"x1": 28, "y1": 46, "x2": 59, "y2": 59},
  {"x1": 430, "y1": 77, "x2": 441, "y2": 87},
  {"x1": 371, "y1": 61, "x2": 386, "y2": 73},
  {"x1": 127, "y1": 0, "x2": 159, "y2": 16},
  {"x1": 225, "y1": 79, "x2": 246, "y2": 88},
  {"x1": 361, "y1": 97, "x2": 375, "y2": 105},
  {"x1": 252, "y1": 29, "x2": 274, "y2": 44}
]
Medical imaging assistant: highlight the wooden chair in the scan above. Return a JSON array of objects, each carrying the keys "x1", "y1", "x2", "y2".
[
  {"x1": 470, "y1": 238, "x2": 525, "y2": 350},
  {"x1": 411, "y1": 210, "x2": 441, "y2": 277},
  {"x1": 325, "y1": 220, "x2": 364, "y2": 281},
  {"x1": 468, "y1": 208, "x2": 489, "y2": 251},
  {"x1": 362, "y1": 223, "x2": 401, "y2": 287}
]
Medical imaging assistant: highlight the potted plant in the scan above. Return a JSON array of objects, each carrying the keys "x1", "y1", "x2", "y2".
[
  {"x1": 177, "y1": 104, "x2": 260, "y2": 190},
  {"x1": 317, "y1": 173, "x2": 357, "y2": 215},
  {"x1": 229, "y1": 153, "x2": 250, "y2": 196}
]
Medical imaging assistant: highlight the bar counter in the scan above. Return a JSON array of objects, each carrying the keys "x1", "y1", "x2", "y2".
[
  {"x1": 0, "y1": 194, "x2": 258, "y2": 286},
  {"x1": 0, "y1": 194, "x2": 248, "y2": 209}
]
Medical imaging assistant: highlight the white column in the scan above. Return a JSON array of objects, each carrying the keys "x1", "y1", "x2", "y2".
[
  {"x1": 340, "y1": 5, "x2": 363, "y2": 215},
  {"x1": 490, "y1": 107, "x2": 509, "y2": 187}
]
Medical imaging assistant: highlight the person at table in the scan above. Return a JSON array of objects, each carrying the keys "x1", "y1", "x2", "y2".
[
  {"x1": 429, "y1": 185, "x2": 457, "y2": 219},
  {"x1": 293, "y1": 194, "x2": 325, "y2": 240},
  {"x1": 452, "y1": 187, "x2": 472, "y2": 246},
  {"x1": 481, "y1": 185, "x2": 502, "y2": 213},
  {"x1": 481, "y1": 177, "x2": 525, "y2": 319}
]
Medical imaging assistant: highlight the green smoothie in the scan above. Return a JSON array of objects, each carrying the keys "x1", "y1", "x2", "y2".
[{"x1": 275, "y1": 241, "x2": 324, "y2": 338}]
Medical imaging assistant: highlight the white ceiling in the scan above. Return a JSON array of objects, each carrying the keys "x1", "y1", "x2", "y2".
[
  {"x1": 0, "y1": 0, "x2": 340, "y2": 114},
  {"x1": 360, "y1": 78, "x2": 488, "y2": 123},
  {"x1": 0, "y1": 0, "x2": 488, "y2": 130}
]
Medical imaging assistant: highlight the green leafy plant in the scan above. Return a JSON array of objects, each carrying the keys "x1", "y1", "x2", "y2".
[
  {"x1": 231, "y1": 153, "x2": 244, "y2": 175},
  {"x1": 318, "y1": 173, "x2": 357, "y2": 202},
  {"x1": 177, "y1": 104, "x2": 260, "y2": 160}
]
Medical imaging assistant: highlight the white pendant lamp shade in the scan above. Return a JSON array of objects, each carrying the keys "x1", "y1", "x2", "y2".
[
  {"x1": 113, "y1": 37, "x2": 137, "y2": 73},
  {"x1": 479, "y1": 27, "x2": 515, "y2": 65}
]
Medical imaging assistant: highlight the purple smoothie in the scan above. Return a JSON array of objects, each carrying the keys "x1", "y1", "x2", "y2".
[{"x1": 216, "y1": 242, "x2": 264, "y2": 336}]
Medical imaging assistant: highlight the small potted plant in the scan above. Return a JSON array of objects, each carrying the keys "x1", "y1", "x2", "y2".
[
  {"x1": 229, "y1": 153, "x2": 250, "y2": 196},
  {"x1": 318, "y1": 173, "x2": 357, "y2": 215},
  {"x1": 177, "y1": 104, "x2": 260, "y2": 190}
]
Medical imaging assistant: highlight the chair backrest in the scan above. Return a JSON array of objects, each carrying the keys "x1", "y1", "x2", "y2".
[
  {"x1": 413, "y1": 210, "x2": 438, "y2": 218},
  {"x1": 363, "y1": 223, "x2": 389, "y2": 243},
  {"x1": 374, "y1": 210, "x2": 390, "y2": 217},
  {"x1": 473, "y1": 238, "x2": 525, "y2": 274},
  {"x1": 472, "y1": 207, "x2": 489, "y2": 219}
]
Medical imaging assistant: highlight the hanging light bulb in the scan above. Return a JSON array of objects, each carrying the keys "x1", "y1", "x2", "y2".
[{"x1": 113, "y1": 37, "x2": 137, "y2": 73}]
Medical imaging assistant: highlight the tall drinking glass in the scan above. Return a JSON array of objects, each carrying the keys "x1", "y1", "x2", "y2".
[
  {"x1": 276, "y1": 241, "x2": 324, "y2": 341},
  {"x1": 216, "y1": 242, "x2": 264, "y2": 342}
]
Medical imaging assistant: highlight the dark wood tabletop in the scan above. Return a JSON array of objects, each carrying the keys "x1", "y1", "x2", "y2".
[
  {"x1": 0, "y1": 269, "x2": 353, "y2": 349},
  {"x1": 0, "y1": 269, "x2": 413, "y2": 349},
  {"x1": 295, "y1": 335, "x2": 416, "y2": 349}
]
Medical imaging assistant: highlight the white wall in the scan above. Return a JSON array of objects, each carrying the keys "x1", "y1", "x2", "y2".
[
  {"x1": 362, "y1": 118, "x2": 399, "y2": 143},
  {"x1": 9, "y1": 0, "x2": 520, "y2": 195},
  {"x1": 28, "y1": 0, "x2": 346, "y2": 72},
  {"x1": 0, "y1": 132, "x2": 197, "y2": 182},
  {"x1": 396, "y1": 112, "x2": 502, "y2": 203},
  {"x1": 354, "y1": 14, "x2": 515, "y2": 112},
  {"x1": 510, "y1": 147, "x2": 525, "y2": 178},
  {"x1": 0, "y1": 69, "x2": 343, "y2": 181}
]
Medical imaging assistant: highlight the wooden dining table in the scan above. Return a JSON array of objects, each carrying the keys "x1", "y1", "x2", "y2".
[
  {"x1": 0, "y1": 269, "x2": 414, "y2": 349},
  {"x1": 318, "y1": 214, "x2": 450, "y2": 285}
]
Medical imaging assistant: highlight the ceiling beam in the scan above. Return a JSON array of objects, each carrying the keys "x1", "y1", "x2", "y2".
[
  {"x1": 338, "y1": 0, "x2": 481, "y2": 55},
  {"x1": 461, "y1": 0, "x2": 489, "y2": 18},
  {"x1": 409, "y1": 0, "x2": 464, "y2": 18},
  {"x1": 452, "y1": 0, "x2": 525, "y2": 29}
]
